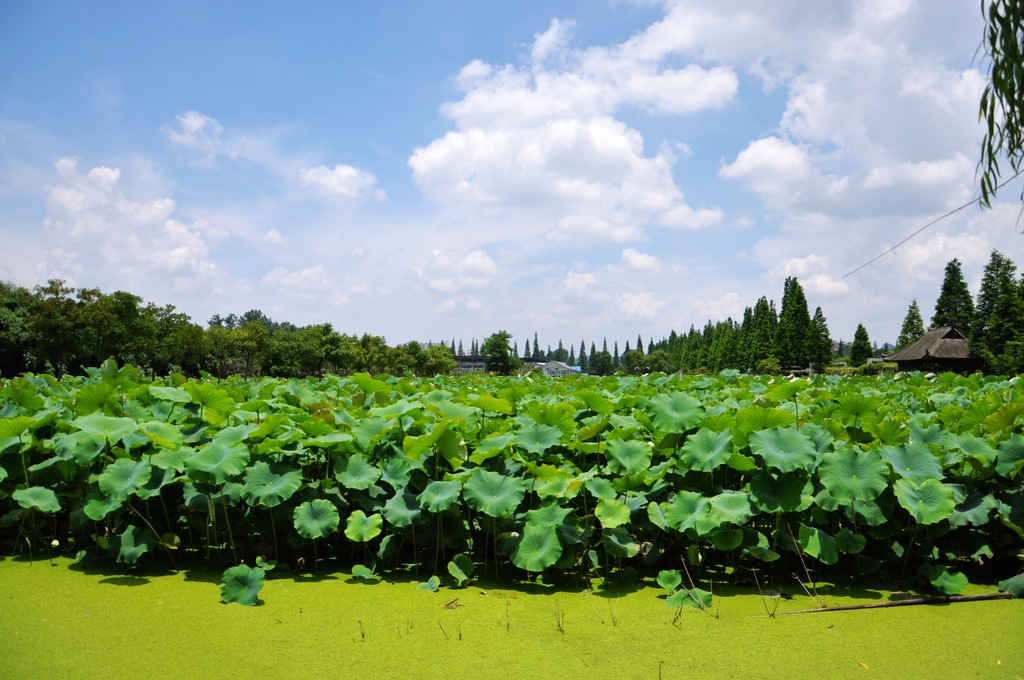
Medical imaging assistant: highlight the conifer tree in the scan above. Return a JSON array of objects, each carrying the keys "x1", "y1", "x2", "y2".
[
  {"x1": 524, "y1": 338, "x2": 531, "y2": 358},
  {"x1": 932, "y1": 258, "x2": 975, "y2": 333},
  {"x1": 972, "y1": 250, "x2": 1024, "y2": 372},
  {"x1": 613, "y1": 342, "x2": 620, "y2": 367},
  {"x1": 776, "y1": 277, "x2": 811, "y2": 367},
  {"x1": 806, "y1": 306, "x2": 833, "y2": 372},
  {"x1": 896, "y1": 300, "x2": 926, "y2": 349},
  {"x1": 636, "y1": 334, "x2": 644, "y2": 356},
  {"x1": 579, "y1": 340, "x2": 588, "y2": 371},
  {"x1": 533, "y1": 332, "x2": 541, "y2": 359},
  {"x1": 849, "y1": 323, "x2": 872, "y2": 367}
]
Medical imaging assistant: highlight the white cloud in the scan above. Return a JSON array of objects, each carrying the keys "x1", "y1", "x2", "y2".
[
  {"x1": 162, "y1": 111, "x2": 231, "y2": 161},
  {"x1": 262, "y1": 264, "x2": 334, "y2": 293},
  {"x1": 693, "y1": 291, "x2": 743, "y2": 321},
  {"x1": 261, "y1": 228, "x2": 287, "y2": 246},
  {"x1": 299, "y1": 164, "x2": 386, "y2": 201},
  {"x1": 621, "y1": 248, "x2": 659, "y2": 271},
  {"x1": 616, "y1": 291, "x2": 665, "y2": 319},
  {"x1": 564, "y1": 270, "x2": 597, "y2": 292}
]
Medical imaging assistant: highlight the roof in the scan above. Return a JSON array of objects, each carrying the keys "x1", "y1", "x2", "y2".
[{"x1": 886, "y1": 326, "x2": 971, "y2": 361}]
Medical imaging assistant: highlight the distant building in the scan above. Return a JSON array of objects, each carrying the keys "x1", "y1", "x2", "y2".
[
  {"x1": 885, "y1": 327, "x2": 981, "y2": 374},
  {"x1": 539, "y1": 361, "x2": 581, "y2": 377}
]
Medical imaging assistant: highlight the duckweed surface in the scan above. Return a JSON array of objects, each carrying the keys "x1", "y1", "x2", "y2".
[{"x1": 2, "y1": 557, "x2": 1022, "y2": 680}]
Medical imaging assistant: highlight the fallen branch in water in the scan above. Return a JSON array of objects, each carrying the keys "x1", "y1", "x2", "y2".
[{"x1": 779, "y1": 591, "x2": 1012, "y2": 615}]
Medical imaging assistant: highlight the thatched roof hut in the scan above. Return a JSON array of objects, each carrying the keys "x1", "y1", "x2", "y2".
[{"x1": 886, "y1": 327, "x2": 981, "y2": 373}]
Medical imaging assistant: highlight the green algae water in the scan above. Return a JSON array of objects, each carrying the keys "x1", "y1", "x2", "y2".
[{"x1": 2, "y1": 557, "x2": 1022, "y2": 680}]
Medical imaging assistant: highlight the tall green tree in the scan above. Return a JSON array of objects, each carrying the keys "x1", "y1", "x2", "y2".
[
  {"x1": 972, "y1": 250, "x2": 1024, "y2": 372},
  {"x1": 932, "y1": 258, "x2": 975, "y2": 333},
  {"x1": 776, "y1": 277, "x2": 811, "y2": 367},
  {"x1": 849, "y1": 323, "x2": 873, "y2": 367},
  {"x1": 896, "y1": 300, "x2": 926, "y2": 349},
  {"x1": 481, "y1": 330, "x2": 518, "y2": 375},
  {"x1": 0, "y1": 281, "x2": 33, "y2": 376},
  {"x1": 588, "y1": 350, "x2": 613, "y2": 376},
  {"x1": 747, "y1": 296, "x2": 778, "y2": 369},
  {"x1": 806, "y1": 307, "x2": 833, "y2": 373}
]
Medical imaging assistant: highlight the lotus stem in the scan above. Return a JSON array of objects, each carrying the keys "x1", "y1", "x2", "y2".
[{"x1": 220, "y1": 500, "x2": 237, "y2": 564}]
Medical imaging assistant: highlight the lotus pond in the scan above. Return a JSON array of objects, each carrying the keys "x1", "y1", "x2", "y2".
[
  {"x1": 0, "y1": 365, "x2": 1023, "y2": 676},
  {"x1": 2, "y1": 556, "x2": 1022, "y2": 680}
]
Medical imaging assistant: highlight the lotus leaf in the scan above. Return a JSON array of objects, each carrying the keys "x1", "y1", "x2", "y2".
[
  {"x1": 648, "y1": 392, "x2": 704, "y2": 434},
  {"x1": 417, "y1": 575, "x2": 441, "y2": 592},
  {"x1": 749, "y1": 427, "x2": 817, "y2": 473},
  {"x1": 447, "y1": 553, "x2": 474, "y2": 586},
  {"x1": 984, "y1": 402, "x2": 1024, "y2": 434},
  {"x1": 13, "y1": 486, "x2": 61, "y2": 514},
  {"x1": 383, "y1": 489, "x2": 422, "y2": 527},
  {"x1": 595, "y1": 498, "x2": 630, "y2": 528},
  {"x1": 706, "y1": 491, "x2": 754, "y2": 530},
  {"x1": 798, "y1": 524, "x2": 839, "y2": 565},
  {"x1": 710, "y1": 528, "x2": 744, "y2": 550},
  {"x1": 602, "y1": 525, "x2": 640, "y2": 558},
  {"x1": 604, "y1": 438, "x2": 652, "y2": 476},
  {"x1": 185, "y1": 440, "x2": 250, "y2": 485},
  {"x1": 344, "y1": 509, "x2": 383, "y2": 542},
  {"x1": 894, "y1": 478, "x2": 956, "y2": 525},
  {"x1": 138, "y1": 420, "x2": 184, "y2": 450},
  {"x1": 512, "y1": 524, "x2": 562, "y2": 572},
  {"x1": 995, "y1": 434, "x2": 1024, "y2": 479},
  {"x1": 417, "y1": 480, "x2": 463, "y2": 512},
  {"x1": 242, "y1": 461, "x2": 303, "y2": 508},
  {"x1": 834, "y1": 393, "x2": 881, "y2": 426},
  {"x1": 999, "y1": 572, "x2": 1024, "y2": 597},
  {"x1": 749, "y1": 470, "x2": 812, "y2": 513},
  {"x1": 220, "y1": 564, "x2": 265, "y2": 606},
  {"x1": 515, "y1": 421, "x2": 563, "y2": 455},
  {"x1": 149, "y1": 446, "x2": 191, "y2": 472},
  {"x1": 880, "y1": 442, "x2": 943, "y2": 484},
  {"x1": 0, "y1": 415, "x2": 35, "y2": 439},
  {"x1": 293, "y1": 499, "x2": 341, "y2": 539},
  {"x1": 70, "y1": 413, "x2": 138, "y2": 444},
  {"x1": 818, "y1": 446, "x2": 889, "y2": 504},
  {"x1": 135, "y1": 468, "x2": 175, "y2": 500},
  {"x1": 925, "y1": 564, "x2": 968, "y2": 595},
  {"x1": 351, "y1": 564, "x2": 379, "y2": 582},
  {"x1": 949, "y1": 490, "x2": 998, "y2": 528},
  {"x1": 83, "y1": 488, "x2": 123, "y2": 520},
  {"x1": 657, "y1": 569, "x2": 682, "y2": 595},
  {"x1": 462, "y1": 469, "x2": 525, "y2": 518},
  {"x1": 584, "y1": 475, "x2": 617, "y2": 500},
  {"x1": 183, "y1": 382, "x2": 235, "y2": 423},
  {"x1": 647, "y1": 501, "x2": 669, "y2": 530},
  {"x1": 666, "y1": 587, "x2": 712, "y2": 610},
  {"x1": 148, "y1": 385, "x2": 191, "y2": 404},
  {"x1": 115, "y1": 525, "x2": 156, "y2": 564},
  {"x1": 334, "y1": 454, "x2": 382, "y2": 490},
  {"x1": 525, "y1": 501, "x2": 572, "y2": 529},
  {"x1": 98, "y1": 459, "x2": 152, "y2": 501},
  {"x1": 734, "y1": 406, "x2": 794, "y2": 435},
  {"x1": 468, "y1": 432, "x2": 515, "y2": 465},
  {"x1": 72, "y1": 383, "x2": 116, "y2": 416},
  {"x1": 0, "y1": 466, "x2": 6, "y2": 484},
  {"x1": 678, "y1": 428, "x2": 734, "y2": 472},
  {"x1": 835, "y1": 528, "x2": 867, "y2": 554},
  {"x1": 662, "y1": 491, "x2": 709, "y2": 534}
]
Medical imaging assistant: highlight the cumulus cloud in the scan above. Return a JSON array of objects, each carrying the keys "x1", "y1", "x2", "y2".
[
  {"x1": 162, "y1": 111, "x2": 232, "y2": 162},
  {"x1": 621, "y1": 248, "x2": 659, "y2": 271},
  {"x1": 40, "y1": 156, "x2": 219, "y2": 292},
  {"x1": 299, "y1": 164, "x2": 386, "y2": 201},
  {"x1": 616, "y1": 291, "x2": 665, "y2": 319},
  {"x1": 418, "y1": 248, "x2": 500, "y2": 293}
]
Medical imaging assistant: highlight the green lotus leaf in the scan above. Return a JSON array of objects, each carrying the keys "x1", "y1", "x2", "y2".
[
  {"x1": 952, "y1": 433, "x2": 997, "y2": 467},
  {"x1": 242, "y1": 461, "x2": 303, "y2": 508},
  {"x1": 417, "y1": 575, "x2": 441, "y2": 592},
  {"x1": 293, "y1": 499, "x2": 341, "y2": 539},
  {"x1": 710, "y1": 528, "x2": 744, "y2": 550},
  {"x1": 512, "y1": 524, "x2": 563, "y2": 572},
  {"x1": 950, "y1": 490, "x2": 998, "y2": 528},
  {"x1": 462, "y1": 469, "x2": 526, "y2": 518},
  {"x1": 435, "y1": 428, "x2": 468, "y2": 470},
  {"x1": 211, "y1": 424, "x2": 256, "y2": 447},
  {"x1": 995, "y1": 434, "x2": 1024, "y2": 479},
  {"x1": 525, "y1": 502, "x2": 572, "y2": 529},
  {"x1": 584, "y1": 475, "x2": 617, "y2": 500},
  {"x1": 666, "y1": 587, "x2": 712, "y2": 610},
  {"x1": 0, "y1": 416, "x2": 35, "y2": 439},
  {"x1": 72, "y1": 383, "x2": 116, "y2": 416},
  {"x1": 605, "y1": 438, "x2": 652, "y2": 476},
  {"x1": 999, "y1": 572, "x2": 1024, "y2": 597},
  {"x1": 602, "y1": 525, "x2": 640, "y2": 558},
  {"x1": 344, "y1": 509, "x2": 383, "y2": 542},
  {"x1": 334, "y1": 454, "x2": 382, "y2": 490},
  {"x1": 662, "y1": 490, "x2": 709, "y2": 534},
  {"x1": 138, "y1": 420, "x2": 184, "y2": 450},
  {"x1": 647, "y1": 501, "x2": 669, "y2": 530},
  {"x1": 984, "y1": 402, "x2": 1024, "y2": 434},
  {"x1": 679, "y1": 428, "x2": 734, "y2": 472},
  {"x1": 149, "y1": 446, "x2": 192, "y2": 472},
  {"x1": 734, "y1": 406, "x2": 794, "y2": 435},
  {"x1": 379, "y1": 456, "x2": 412, "y2": 490},
  {"x1": 383, "y1": 489, "x2": 422, "y2": 527},
  {"x1": 135, "y1": 467, "x2": 175, "y2": 501},
  {"x1": 908, "y1": 417, "x2": 945, "y2": 445},
  {"x1": 749, "y1": 470, "x2": 812, "y2": 513},
  {"x1": 894, "y1": 478, "x2": 956, "y2": 525},
  {"x1": 471, "y1": 394, "x2": 514, "y2": 415},
  {"x1": 595, "y1": 498, "x2": 631, "y2": 528},
  {"x1": 925, "y1": 564, "x2": 968, "y2": 595},
  {"x1": 0, "y1": 466, "x2": 6, "y2": 484},
  {"x1": 706, "y1": 491, "x2": 754, "y2": 531},
  {"x1": 98, "y1": 459, "x2": 153, "y2": 501},
  {"x1": 417, "y1": 480, "x2": 463, "y2": 512},
  {"x1": 468, "y1": 432, "x2": 516, "y2": 465},
  {"x1": 648, "y1": 392, "x2": 704, "y2": 434},
  {"x1": 70, "y1": 413, "x2": 138, "y2": 444},
  {"x1": 447, "y1": 553, "x2": 474, "y2": 586},
  {"x1": 430, "y1": 400, "x2": 481, "y2": 433},
  {"x1": 183, "y1": 382, "x2": 236, "y2": 423},
  {"x1": 657, "y1": 569, "x2": 682, "y2": 595},
  {"x1": 818, "y1": 446, "x2": 889, "y2": 504},
  {"x1": 185, "y1": 440, "x2": 250, "y2": 485},
  {"x1": 798, "y1": 524, "x2": 839, "y2": 565},
  {"x1": 835, "y1": 528, "x2": 867, "y2": 554},
  {"x1": 115, "y1": 525, "x2": 156, "y2": 564},
  {"x1": 749, "y1": 427, "x2": 817, "y2": 473},
  {"x1": 576, "y1": 391, "x2": 615, "y2": 415},
  {"x1": 220, "y1": 564, "x2": 265, "y2": 606},
  {"x1": 351, "y1": 564, "x2": 379, "y2": 582},
  {"x1": 880, "y1": 442, "x2": 943, "y2": 484},
  {"x1": 515, "y1": 421, "x2": 563, "y2": 455},
  {"x1": 83, "y1": 488, "x2": 123, "y2": 520},
  {"x1": 834, "y1": 393, "x2": 881, "y2": 426},
  {"x1": 13, "y1": 486, "x2": 61, "y2": 514},
  {"x1": 148, "y1": 385, "x2": 192, "y2": 404}
]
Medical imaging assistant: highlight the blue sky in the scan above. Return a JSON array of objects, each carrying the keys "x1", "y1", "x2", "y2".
[{"x1": 2, "y1": 0, "x2": 1023, "y2": 354}]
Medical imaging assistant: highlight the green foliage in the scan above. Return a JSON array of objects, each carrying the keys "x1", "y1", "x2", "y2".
[
  {"x1": 978, "y1": 0, "x2": 1024, "y2": 207},
  {"x1": 896, "y1": 300, "x2": 925, "y2": 350},
  {"x1": 931, "y1": 258, "x2": 975, "y2": 333},
  {"x1": 220, "y1": 564, "x2": 265, "y2": 606},
  {"x1": 849, "y1": 323, "x2": 872, "y2": 367}
]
